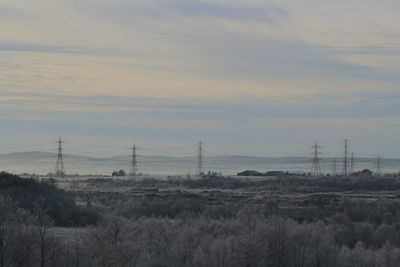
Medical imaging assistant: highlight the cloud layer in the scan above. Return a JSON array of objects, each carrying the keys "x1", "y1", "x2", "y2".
[{"x1": 0, "y1": 0, "x2": 399, "y2": 158}]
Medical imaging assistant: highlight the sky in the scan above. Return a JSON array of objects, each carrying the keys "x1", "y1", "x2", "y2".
[{"x1": 0, "y1": 0, "x2": 399, "y2": 158}]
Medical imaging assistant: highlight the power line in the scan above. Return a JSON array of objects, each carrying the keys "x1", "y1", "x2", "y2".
[
  {"x1": 197, "y1": 141, "x2": 204, "y2": 176},
  {"x1": 311, "y1": 141, "x2": 322, "y2": 176},
  {"x1": 54, "y1": 137, "x2": 66, "y2": 179}
]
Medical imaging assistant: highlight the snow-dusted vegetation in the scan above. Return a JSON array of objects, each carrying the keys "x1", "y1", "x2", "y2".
[{"x1": 2, "y1": 173, "x2": 400, "y2": 266}]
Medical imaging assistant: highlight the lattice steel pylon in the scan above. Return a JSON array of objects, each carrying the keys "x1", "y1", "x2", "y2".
[
  {"x1": 333, "y1": 159, "x2": 338, "y2": 176},
  {"x1": 376, "y1": 155, "x2": 382, "y2": 176},
  {"x1": 343, "y1": 139, "x2": 349, "y2": 177},
  {"x1": 197, "y1": 141, "x2": 204, "y2": 176},
  {"x1": 130, "y1": 144, "x2": 138, "y2": 179},
  {"x1": 311, "y1": 141, "x2": 322, "y2": 176},
  {"x1": 350, "y1": 152, "x2": 355, "y2": 176},
  {"x1": 54, "y1": 137, "x2": 66, "y2": 179}
]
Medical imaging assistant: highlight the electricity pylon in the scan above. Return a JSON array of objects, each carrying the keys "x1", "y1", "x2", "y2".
[
  {"x1": 130, "y1": 144, "x2": 138, "y2": 178},
  {"x1": 54, "y1": 137, "x2": 66, "y2": 179},
  {"x1": 311, "y1": 141, "x2": 322, "y2": 176},
  {"x1": 343, "y1": 139, "x2": 349, "y2": 177},
  {"x1": 376, "y1": 155, "x2": 382, "y2": 176},
  {"x1": 333, "y1": 159, "x2": 338, "y2": 176},
  {"x1": 197, "y1": 141, "x2": 204, "y2": 176},
  {"x1": 350, "y1": 152, "x2": 355, "y2": 176}
]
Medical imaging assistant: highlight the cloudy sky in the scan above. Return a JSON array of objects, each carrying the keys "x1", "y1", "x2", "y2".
[{"x1": 0, "y1": 0, "x2": 399, "y2": 158}]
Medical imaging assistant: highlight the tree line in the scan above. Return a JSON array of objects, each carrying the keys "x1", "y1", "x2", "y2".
[
  {"x1": 0, "y1": 172, "x2": 98, "y2": 226},
  {"x1": 1, "y1": 200, "x2": 400, "y2": 267}
]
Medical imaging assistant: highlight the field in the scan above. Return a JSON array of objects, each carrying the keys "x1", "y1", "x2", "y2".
[{"x1": 60, "y1": 175, "x2": 400, "y2": 222}]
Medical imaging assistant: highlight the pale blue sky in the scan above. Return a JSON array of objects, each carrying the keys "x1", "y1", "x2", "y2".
[{"x1": 0, "y1": 0, "x2": 399, "y2": 158}]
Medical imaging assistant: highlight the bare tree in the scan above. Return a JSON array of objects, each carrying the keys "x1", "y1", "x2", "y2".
[
  {"x1": 236, "y1": 207, "x2": 259, "y2": 267},
  {"x1": 31, "y1": 204, "x2": 56, "y2": 267},
  {"x1": 11, "y1": 211, "x2": 35, "y2": 267},
  {"x1": 143, "y1": 219, "x2": 174, "y2": 266},
  {"x1": 0, "y1": 197, "x2": 18, "y2": 267},
  {"x1": 84, "y1": 217, "x2": 142, "y2": 267}
]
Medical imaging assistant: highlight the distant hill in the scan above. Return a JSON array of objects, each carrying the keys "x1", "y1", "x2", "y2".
[{"x1": 0, "y1": 151, "x2": 93, "y2": 161}]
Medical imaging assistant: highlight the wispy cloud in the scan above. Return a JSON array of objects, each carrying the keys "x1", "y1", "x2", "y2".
[
  {"x1": 0, "y1": 42, "x2": 99, "y2": 55},
  {"x1": 0, "y1": 5, "x2": 33, "y2": 20},
  {"x1": 157, "y1": 0, "x2": 287, "y2": 22},
  {"x1": 0, "y1": 0, "x2": 399, "y2": 157}
]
